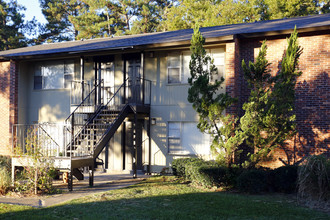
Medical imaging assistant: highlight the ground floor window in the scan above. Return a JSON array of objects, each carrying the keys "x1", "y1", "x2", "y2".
[{"x1": 168, "y1": 122, "x2": 211, "y2": 155}]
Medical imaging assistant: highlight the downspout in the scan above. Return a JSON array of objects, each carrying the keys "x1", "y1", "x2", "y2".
[
  {"x1": 148, "y1": 117, "x2": 151, "y2": 174},
  {"x1": 98, "y1": 62, "x2": 102, "y2": 105},
  {"x1": 94, "y1": 61, "x2": 98, "y2": 106},
  {"x1": 80, "y1": 56, "x2": 85, "y2": 102},
  {"x1": 141, "y1": 52, "x2": 145, "y2": 104}
]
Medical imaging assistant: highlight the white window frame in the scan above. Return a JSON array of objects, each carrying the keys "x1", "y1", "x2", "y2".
[
  {"x1": 168, "y1": 121, "x2": 211, "y2": 155},
  {"x1": 167, "y1": 53, "x2": 181, "y2": 84},
  {"x1": 168, "y1": 122, "x2": 183, "y2": 154},
  {"x1": 210, "y1": 48, "x2": 225, "y2": 86},
  {"x1": 167, "y1": 49, "x2": 225, "y2": 85},
  {"x1": 34, "y1": 60, "x2": 75, "y2": 90},
  {"x1": 167, "y1": 51, "x2": 191, "y2": 84}
]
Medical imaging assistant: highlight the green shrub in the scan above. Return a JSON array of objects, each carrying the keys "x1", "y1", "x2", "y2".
[
  {"x1": 297, "y1": 155, "x2": 329, "y2": 207},
  {"x1": 0, "y1": 167, "x2": 11, "y2": 194},
  {"x1": 271, "y1": 165, "x2": 298, "y2": 193},
  {"x1": 0, "y1": 156, "x2": 11, "y2": 171},
  {"x1": 171, "y1": 158, "x2": 228, "y2": 188},
  {"x1": 225, "y1": 167, "x2": 244, "y2": 187},
  {"x1": 184, "y1": 158, "x2": 214, "y2": 181},
  {"x1": 197, "y1": 166, "x2": 228, "y2": 187},
  {"x1": 171, "y1": 158, "x2": 202, "y2": 177},
  {"x1": 237, "y1": 169, "x2": 268, "y2": 193}
]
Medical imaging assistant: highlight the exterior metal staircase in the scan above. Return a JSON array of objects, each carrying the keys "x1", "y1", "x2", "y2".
[
  {"x1": 11, "y1": 77, "x2": 151, "y2": 191},
  {"x1": 64, "y1": 77, "x2": 150, "y2": 187}
]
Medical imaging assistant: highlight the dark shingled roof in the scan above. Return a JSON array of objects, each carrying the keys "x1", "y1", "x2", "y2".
[{"x1": 0, "y1": 13, "x2": 329, "y2": 59}]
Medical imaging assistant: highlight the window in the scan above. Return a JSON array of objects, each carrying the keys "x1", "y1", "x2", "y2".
[
  {"x1": 167, "y1": 49, "x2": 224, "y2": 85},
  {"x1": 167, "y1": 52, "x2": 191, "y2": 84},
  {"x1": 168, "y1": 122, "x2": 181, "y2": 152},
  {"x1": 210, "y1": 48, "x2": 225, "y2": 85},
  {"x1": 34, "y1": 60, "x2": 74, "y2": 90},
  {"x1": 167, "y1": 54, "x2": 181, "y2": 83},
  {"x1": 168, "y1": 122, "x2": 211, "y2": 155}
]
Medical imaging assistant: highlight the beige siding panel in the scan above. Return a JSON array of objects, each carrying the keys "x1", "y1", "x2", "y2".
[{"x1": 18, "y1": 62, "x2": 29, "y2": 124}]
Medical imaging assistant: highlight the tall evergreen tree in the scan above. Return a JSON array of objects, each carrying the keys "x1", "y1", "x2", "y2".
[
  {"x1": 239, "y1": 41, "x2": 274, "y2": 167},
  {"x1": 69, "y1": 0, "x2": 108, "y2": 39},
  {"x1": 0, "y1": 0, "x2": 26, "y2": 50},
  {"x1": 265, "y1": 0, "x2": 329, "y2": 19},
  {"x1": 239, "y1": 29, "x2": 303, "y2": 167},
  {"x1": 38, "y1": 0, "x2": 85, "y2": 42},
  {"x1": 130, "y1": 0, "x2": 172, "y2": 34},
  {"x1": 69, "y1": 0, "x2": 172, "y2": 39},
  {"x1": 161, "y1": 0, "x2": 329, "y2": 31},
  {"x1": 188, "y1": 27, "x2": 240, "y2": 167},
  {"x1": 268, "y1": 28, "x2": 303, "y2": 165}
]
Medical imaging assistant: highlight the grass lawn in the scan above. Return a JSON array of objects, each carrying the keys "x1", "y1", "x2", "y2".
[{"x1": 0, "y1": 176, "x2": 329, "y2": 220}]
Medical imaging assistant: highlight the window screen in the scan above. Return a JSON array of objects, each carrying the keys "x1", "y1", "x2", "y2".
[
  {"x1": 34, "y1": 60, "x2": 75, "y2": 90},
  {"x1": 210, "y1": 49, "x2": 225, "y2": 84},
  {"x1": 167, "y1": 55, "x2": 181, "y2": 83},
  {"x1": 168, "y1": 122, "x2": 211, "y2": 155}
]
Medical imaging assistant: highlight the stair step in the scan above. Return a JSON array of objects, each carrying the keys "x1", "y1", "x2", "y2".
[{"x1": 72, "y1": 168, "x2": 84, "y2": 180}]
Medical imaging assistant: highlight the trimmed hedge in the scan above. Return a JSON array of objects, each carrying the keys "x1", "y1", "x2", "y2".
[
  {"x1": 171, "y1": 158, "x2": 202, "y2": 177},
  {"x1": 171, "y1": 158, "x2": 240, "y2": 188},
  {"x1": 237, "y1": 169, "x2": 269, "y2": 193},
  {"x1": 271, "y1": 165, "x2": 298, "y2": 193},
  {"x1": 171, "y1": 158, "x2": 301, "y2": 193}
]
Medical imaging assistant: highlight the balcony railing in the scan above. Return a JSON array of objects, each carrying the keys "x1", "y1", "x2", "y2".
[
  {"x1": 70, "y1": 80, "x2": 92, "y2": 106},
  {"x1": 12, "y1": 123, "x2": 69, "y2": 157}
]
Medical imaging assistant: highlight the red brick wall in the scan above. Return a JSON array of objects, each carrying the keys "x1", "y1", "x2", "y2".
[
  {"x1": 225, "y1": 37, "x2": 243, "y2": 116},
  {"x1": 0, "y1": 61, "x2": 18, "y2": 156},
  {"x1": 225, "y1": 30, "x2": 329, "y2": 168}
]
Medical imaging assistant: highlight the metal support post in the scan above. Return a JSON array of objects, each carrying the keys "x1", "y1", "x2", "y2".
[
  {"x1": 68, "y1": 171, "x2": 73, "y2": 191},
  {"x1": 89, "y1": 165, "x2": 94, "y2": 187},
  {"x1": 98, "y1": 62, "x2": 102, "y2": 105},
  {"x1": 133, "y1": 114, "x2": 138, "y2": 178},
  {"x1": 80, "y1": 56, "x2": 85, "y2": 101},
  {"x1": 147, "y1": 117, "x2": 151, "y2": 175}
]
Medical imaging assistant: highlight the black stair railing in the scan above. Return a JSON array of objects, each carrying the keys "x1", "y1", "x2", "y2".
[
  {"x1": 65, "y1": 80, "x2": 104, "y2": 157},
  {"x1": 70, "y1": 80, "x2": 92, "y2": 106},
  {"x1": 66, "y1": 78, "x2": 129, "y2": 157},
  {"x1": 91, "y1": 77, "x2": 151, "y2": 158},
  {"x1": 64, "y1": 77, "x2": 151, "y2": 158}
]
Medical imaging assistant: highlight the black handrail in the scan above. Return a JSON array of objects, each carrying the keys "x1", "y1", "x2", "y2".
[
  {"x1": 65, "y1": 79, "x2": 103, "y2": 123},
  {"x1": 65, "y1": 77, "x2": 151, "y2": 157}
]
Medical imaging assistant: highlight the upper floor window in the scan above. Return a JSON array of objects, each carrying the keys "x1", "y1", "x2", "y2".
[
  {"x1": 34, "y1": 60, "x2": 74, "y2": 90},
  {"x1": 167, "y1": 52, "x2": 190, "y2": 84},
  {"x1": 167, "y1": 48, "x2": 225, "y2": 85},
  {"x1": 210, "y1": 48, "x2": 225, "y2": 85}
]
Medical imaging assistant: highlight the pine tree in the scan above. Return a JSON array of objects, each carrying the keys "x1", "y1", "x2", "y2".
[
  {"x1": 38, "y1": 0, "x2": 84, "y2": 42},
  {"x1": 268, "y1": 28, "x2": 303, "y2": 165},
  {"x1": 240, "y1": 41, "x2": 274, "y2": 167},
  {"x1": 130, "y1": 0, "x2": 171, "y2": 34},
  {"x1": 0, "y1": 0, "x2": 26, "y2": 50},
  {"x1": 188, "y1": 27, "x2": 240, "y2": 167},
  {"x1": 239, "y1": 29, "x2": 303, "y2": 167},
  {"x1": 69, "y1": 0, "x2": 108, "y2": 40}
]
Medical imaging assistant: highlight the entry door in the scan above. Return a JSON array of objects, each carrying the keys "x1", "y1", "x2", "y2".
[
  {"x1": 101, "y1": 62, "x2": 115, "y2": 104},
  {"x1": 127, "y1": 59, "x2": 141, "y2": 103}
]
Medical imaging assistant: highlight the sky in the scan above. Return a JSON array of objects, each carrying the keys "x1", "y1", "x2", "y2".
[{"x1": 17, "y1": 0, "x2": 47, "y2": 24}]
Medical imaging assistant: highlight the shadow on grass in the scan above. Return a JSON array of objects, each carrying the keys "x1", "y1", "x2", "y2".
[{"x1": 1, "y1": 179, "x2": 329, "y2": 220}]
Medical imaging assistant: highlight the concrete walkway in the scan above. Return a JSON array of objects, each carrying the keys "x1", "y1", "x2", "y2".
[{"x1": 0, "y1": 172, "x2": 148, "y2": 208}]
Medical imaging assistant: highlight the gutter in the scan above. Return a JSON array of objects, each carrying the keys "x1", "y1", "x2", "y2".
[
  {"x1": 238, "y1": 26, "x2": 330, "y2": 38},
  {"x1": 0, "y1": 46, "x2": 135, "y2": 61}
]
